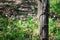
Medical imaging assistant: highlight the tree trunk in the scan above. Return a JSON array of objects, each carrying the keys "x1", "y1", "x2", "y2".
[{"x1": 37, "y1": 0, "x2": 49, "y2": 40}]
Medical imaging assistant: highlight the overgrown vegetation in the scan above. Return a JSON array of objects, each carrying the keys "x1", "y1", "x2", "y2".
[
  {"x1": 0, "y1": 0, "x2": 39, "y2": 40},
  {"x1": 49, "y1": 0, "x2": 60, "y2": 40},
  {"x1": 0, "y1": 0, "x2": 60, "y2": 40},
  {"x1": 0, "y1": 15, "x2": 39, "y2": 40}
]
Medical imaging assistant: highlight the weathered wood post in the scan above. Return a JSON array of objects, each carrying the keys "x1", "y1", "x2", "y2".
[{"x1": 39, "y1": 0, "x2": 49, "y2": 40}]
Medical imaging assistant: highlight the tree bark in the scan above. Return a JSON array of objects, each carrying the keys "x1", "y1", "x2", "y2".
[{"x1": 37, "y1": 0, "x2": 49, "y2": 40}]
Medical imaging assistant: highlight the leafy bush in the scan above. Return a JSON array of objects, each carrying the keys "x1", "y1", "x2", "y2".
[
  {"x1": 50, "y1": 0, "x2": 60, "y2": 15},
  {"x1": 0, "y1": 15, "x2": 39, "y2": 40},
  {"x1": 50, "y1": 0, "x2": 60, "y2": 40}
]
